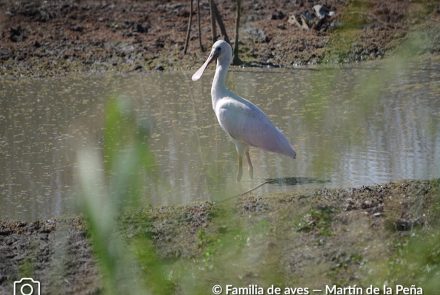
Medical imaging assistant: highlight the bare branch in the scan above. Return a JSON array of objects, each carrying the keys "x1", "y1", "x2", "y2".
[
  {"x1": 211, "y1": 0, "x2": 230, "y2": 44},
  {"x1": 196, "y1": 0, "x2": 204, "y2": 51},
  {"x1": 183, "y1": 0, "x2": 194, "y2": 54},
  {"x1": 232, "y1": 0, "x2": 242, "y2": 65},
  {"x1": 209, "y1": 0, "x2": 217, "y2": 43}
]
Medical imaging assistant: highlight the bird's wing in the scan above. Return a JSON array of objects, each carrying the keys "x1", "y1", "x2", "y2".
[{"x1": 216, "y1": 97, "x2": 296, "y2": 158}]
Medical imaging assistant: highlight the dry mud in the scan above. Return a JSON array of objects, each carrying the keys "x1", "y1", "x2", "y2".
[{"x1": 0, "y1": 0, "x2": 439, "y2": 77}]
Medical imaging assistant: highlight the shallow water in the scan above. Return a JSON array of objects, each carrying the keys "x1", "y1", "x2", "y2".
[{"x1": 1, "y1": 59, "x2": 439, "y2": 220}]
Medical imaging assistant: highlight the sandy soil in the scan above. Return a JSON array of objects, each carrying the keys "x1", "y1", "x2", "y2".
[
  {"x1": 0, "y1": 0, "x2": 439, "y2": 77},
  {"x1": 1, "y1": 179, "x2": 439, "y2": 294}
]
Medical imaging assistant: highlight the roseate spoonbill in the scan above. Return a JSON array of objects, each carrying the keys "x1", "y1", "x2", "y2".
[{"x1": 192, "y1": 40, "x2": 296, "y2": 181}]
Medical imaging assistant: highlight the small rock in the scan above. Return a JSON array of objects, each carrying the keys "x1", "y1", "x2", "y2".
[
  {"x1": 9, "y1": 26, "x2": 27, "y2": 42},
  {"x1": 135, "y1": 23, "x2": 149, "y2": 33},
  {"x1": 395, "y1": 218, "x2": 412, "y2": 231},
  {"x1": 117, "y1": 43, "x2": 135, "y2": 56},
  {"x1": 276, "y1": 23, "x2": 286, "y2": 30},
  {"x1": 123, "y1": 21, "x2": 150, "y2": 34},
  {"x1": 155, "y1": 65, "x2": 164, "y2": 71},
  {"x1": 133, "y1": 65, "x2": 143, "y2": 71},
  {"x1": 243, "y1": 27, "x2": 270, "y2": 43},
  {"x1": 0, "y1": 48, "x2": 12, "y2": 60},
  {"x1": 176, "y1": 9, "x2": 190, "y2": 18},
  {"x1": 70, "y1": 25, "x2": 84, "y2": 32},
  {"x1": 361, "y1": 200, "x2": 372, "y2": 209},
  {"x1": 0, "y1": 227, "x2": 12, "y2": 235},
  {"x1": 288, "y1": 13, "x2": 312, "y2": 30},
  {"x1": 313, "y1": 5, "x2": 335, "y2": 19},
  {"x1": 271, "y1": 10, "x2": 285, "y2": 20},
  {"x1": 288, "y1": 14, "x2": 301, "y2": 26}
]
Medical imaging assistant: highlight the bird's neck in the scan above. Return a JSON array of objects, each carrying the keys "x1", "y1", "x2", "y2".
[{"x1": 211, "y1": 62, "x2": 229, "y2": 109}]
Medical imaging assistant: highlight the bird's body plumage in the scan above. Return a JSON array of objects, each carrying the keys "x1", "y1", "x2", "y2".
[
  {"x1": 215, "y1": 94, "x2": 296, "y2": 159},
  {"x1": 192, "y1": 40, "x2": 296, "y2": 180}
]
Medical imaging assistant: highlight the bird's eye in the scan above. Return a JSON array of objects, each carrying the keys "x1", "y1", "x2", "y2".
[{"x1": 216, "y1": 47, "x2": 221, "y2": 52}]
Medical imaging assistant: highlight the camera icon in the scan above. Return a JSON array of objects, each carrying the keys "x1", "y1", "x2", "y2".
[{"x1": 13, "y1": 278, "x2": 40, "y2": 295}]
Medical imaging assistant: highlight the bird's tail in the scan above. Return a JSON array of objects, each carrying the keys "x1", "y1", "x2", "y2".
[
  {"x1": 284, "y1": 145, "x2": 296, "y2": 159},
  {"x1": 275, "y1": 137, "x2": 296, "y2": 159}
]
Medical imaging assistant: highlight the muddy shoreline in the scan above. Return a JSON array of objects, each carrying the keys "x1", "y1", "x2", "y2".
[
  {"x1": 1, "y1": 0, "x2": 439, "y2": 78},
  {"x1": 1, "y1": 179, "x2": 439, "y2": 294}
]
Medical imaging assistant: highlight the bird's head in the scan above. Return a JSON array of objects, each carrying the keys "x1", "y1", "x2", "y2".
[{"x1": 192, "y1": 40, "x2": 233, "y2": 81}]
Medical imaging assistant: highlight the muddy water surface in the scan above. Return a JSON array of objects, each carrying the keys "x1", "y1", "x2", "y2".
[{"x1": 1, "y1": 59, "x2": 439, "y2": 220}]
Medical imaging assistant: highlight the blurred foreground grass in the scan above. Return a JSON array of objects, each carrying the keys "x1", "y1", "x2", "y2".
[
  {"x1": 75, "y1": 23, "x2": 440, "y2": 294},
  {"x1": 77, "y1": 97, "x2": 173, "y2": 294}
]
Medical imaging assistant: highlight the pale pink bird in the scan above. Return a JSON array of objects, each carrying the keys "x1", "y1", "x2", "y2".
[{"x1": 192, "y1": 40, "x2": 296, "y2": 181}]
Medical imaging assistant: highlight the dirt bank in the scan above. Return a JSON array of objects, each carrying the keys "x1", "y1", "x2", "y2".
[
  {"x1": 1, "y1": 179, "x2": 439, "y2": 294},
  {"x1": 0, "y1": 0, "x2": 439, "y2": 77}
]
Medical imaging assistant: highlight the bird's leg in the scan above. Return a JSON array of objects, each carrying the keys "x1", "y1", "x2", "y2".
[
  {"x1": 235, "y1": 143, "x2": 244, "y2": 182},
  {"x1": 236, "y1": 153, "x2": 243, "y2": 182},
  {"x1": 246, "y1": 149, "x2": 253, "y2": 179}
]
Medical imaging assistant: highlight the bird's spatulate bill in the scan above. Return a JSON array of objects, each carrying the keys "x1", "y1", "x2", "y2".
[{"x1": 192, "y1": 52, "x2": 217, "y2": 81}]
